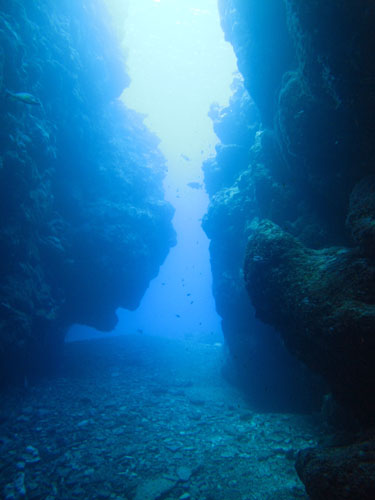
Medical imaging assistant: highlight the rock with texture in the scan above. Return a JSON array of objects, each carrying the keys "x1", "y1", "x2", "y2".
[
  {"x1": 244, "y1": 219, "x2": 375, "y2": 419},
  {"x1": 203, "y1": 80, "x2": 323, "y2": 414},
  {"x1": 346, "y1": 175, "x2": 375, "y2": 256},
  {"x1": 212, "y1": 0, "x2": 375, "y2": 417},
  {"x1": 0, "y1": 0, "x2": 175, "y2": 384},
  {"x1": 296, "y1": 439, "x2": 375, "y2": 500},
  {"x1": 134, "y1": 477, "x2": 176, "y2": 500},
  {"x1": 208, "y1": 1, "x2": 375, "y2": 495},
  {"x1": 218, "y1": 0, "x2": 295, "y2": 125}
]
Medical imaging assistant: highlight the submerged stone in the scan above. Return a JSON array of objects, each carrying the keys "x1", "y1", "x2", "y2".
[
  {"x1": 134, "y1": 477, "x2": 176, "y2": 500},
  {"x1": 24, "y1": 445, "x2": 40, "y2": 464},
  {"x1": 296, "y1": 440, "x2": 375, "y2": 500},
  {"x1": 176, "y1": 466, "x2": 192, "y2": 482},
  {"x1": 244, "y1": 219, "x2": 375, "y2": 421}
]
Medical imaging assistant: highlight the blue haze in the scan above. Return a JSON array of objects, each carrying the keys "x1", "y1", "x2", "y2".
[{"x1": 67, "y1": 0, "x2": 237, "y2": 341}]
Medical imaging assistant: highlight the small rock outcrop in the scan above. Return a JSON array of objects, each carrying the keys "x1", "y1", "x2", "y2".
[
  {"x1": 244, "y1": 219, "x2": 375, "y2": 418},
  {"x1": 0, "y1": 0, "x2": 175, "y2": 384},
  {"x1": 346, "y1": 175, "x2": 375, "y2": 257},
  {"x1": 296, "y1": 439, "x2": 375, "y2": 500}
]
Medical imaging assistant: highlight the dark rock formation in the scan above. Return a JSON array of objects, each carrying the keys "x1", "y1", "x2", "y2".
[
  {"x1": 206, "y1": 0, "x2": 375, "y2": 496},
  {"x1": 346, "y1": 175, "x2": 375, "y2": 257},
  {"x1": 212, "y1": 0, "x2": 375, "y2": 417},
  {"x1": 0, "y1": 0, "x2": 175, "y2": 384},
  {"x1": 244, "y1": 219, "x2": 375, "y2": 417},
  {"x1": 296, "y1": 439, "x2": 375, "y2": 500},
  {"x1": 203, "y1": 78, "x2": 323, "y2": 413},
  {"x1": 218, "y1": 0, "x2": 295, "y2": 125}
]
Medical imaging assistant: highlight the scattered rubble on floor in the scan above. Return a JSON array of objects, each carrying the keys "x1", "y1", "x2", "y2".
[{"x1": 0, "y1": 335, "x2": 323, "y2": 500}]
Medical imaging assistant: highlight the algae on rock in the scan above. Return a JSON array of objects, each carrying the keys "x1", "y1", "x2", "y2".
[{"x1": 0, "y1": 0, "x2": 175, "y2": 384}]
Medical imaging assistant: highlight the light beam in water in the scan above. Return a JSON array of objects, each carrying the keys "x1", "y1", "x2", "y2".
[{"x1": 68, "y1": 0, "x2": 237, "y2": 341}]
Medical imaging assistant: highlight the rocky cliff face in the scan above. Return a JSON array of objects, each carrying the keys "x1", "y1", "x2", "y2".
[
  {"x1": 208, "y1": 0, "x2": 375, "y2": 420},
  {"x1": 203, "y1": 78, "x2": 323, "y2": 413},
  {"x1": 0, "y1": 0, "x2": 175, "y2": 384},
  {"x1": 206, "y1": 0, "x2": 375, "y2": 495}
]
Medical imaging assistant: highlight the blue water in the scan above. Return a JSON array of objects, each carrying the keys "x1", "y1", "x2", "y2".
[{"x1": 67, "y1": 0, "x2": 236, "y2": 342}]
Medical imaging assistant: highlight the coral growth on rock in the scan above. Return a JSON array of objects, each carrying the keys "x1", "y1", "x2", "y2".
[
  {"x1": 0, "y1": 0, "x2": 175, "y2": 384},
  {"x1": 206, "y1": 0, "x2": 375, "y2": 496},
  {"x1": 203, "y1": 78, "x2": 323, "y2": 413},
  {"x1": 212, "y1": 0, "x2": 375, "y2": 419},
  {"x1": 244, "y1": 219, "x2": 375, "y2": 418}
]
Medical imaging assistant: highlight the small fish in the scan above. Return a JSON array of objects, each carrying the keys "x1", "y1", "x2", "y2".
[
  {"x1": 136, "y1": 328, "x2": 143, "y2": 334},
  {"x1": 5, "y1": 89, "x2": 41, "y2": 106},
  {"x1": 181, "y1": 154, "x2": 191, "y2": 162},
  {"x1": 187, "y1": 293, "x2": 191, "y2": 296},
  {"x1": 176, "y1": 314, "x2": 181, "y2": 318}
]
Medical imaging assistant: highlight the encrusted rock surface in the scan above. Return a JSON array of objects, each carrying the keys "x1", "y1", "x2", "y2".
[
  {"x1": 346, "y1": 175, "x2": 375, "y2": 256},
  {"x1": 244, "y1": 219, "x2": 375, "y2": 418},
  {"x1": 203, "y1": 79, "x2": 324, "y2": 414},
  {"x1": 206, "y1": 1, "x2": 375, "y2": 496},
  {"x1": 210, "y1": 0, "x2": 375, "y2": 417},
  {"x1": 0, "y1": 0, "x2": 175, "y2": 384},
  {"x1": 296, "y1": 438, "x2": 375, "y2": 500}
]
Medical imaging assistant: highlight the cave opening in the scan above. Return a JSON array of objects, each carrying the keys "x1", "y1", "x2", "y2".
[{"x1": 68, "y1": 0, "x2": 238, "y2": 341}]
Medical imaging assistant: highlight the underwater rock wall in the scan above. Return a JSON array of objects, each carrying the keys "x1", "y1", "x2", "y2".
[
  {"x1": 205, "y1": 0, "x2": 375, "y2": 423},
  {"x1": 203, "y1": 78, "x2": 323, "y2": 413},
  {"x1": 0, "y1": 0, "x2": 175, "y2": 384}
]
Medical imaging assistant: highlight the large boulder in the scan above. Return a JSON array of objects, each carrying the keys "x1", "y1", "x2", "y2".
[
  {"x1": 244, "y1": 219, "x2": 375, "y2": 421},
  {"x1": 296, "y1": 439, "x2": 375, "y2": 500}
]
